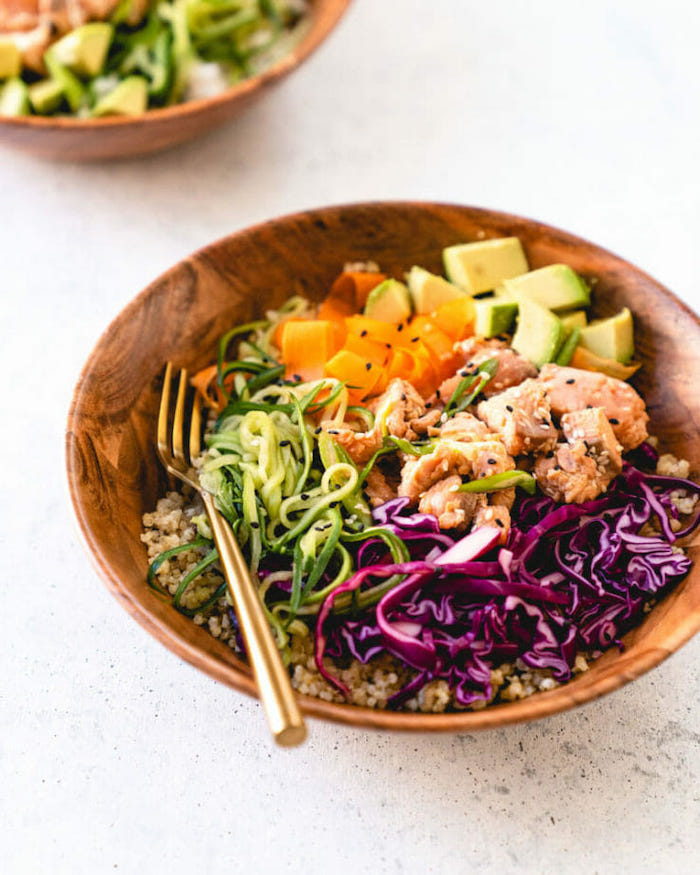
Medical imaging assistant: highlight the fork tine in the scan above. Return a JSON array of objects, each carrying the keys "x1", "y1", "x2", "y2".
[
  {"x1": 157, "y1": 361, "x2": 173, "y2": 465},
  {"x1": 172, "y1": 368, "x2": 188, "y2": 467},
  {"x1": 189, "y1": 388, "x2": 202, "y2": 462}
]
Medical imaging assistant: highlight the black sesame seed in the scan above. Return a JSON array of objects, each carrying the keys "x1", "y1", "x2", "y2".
[
  {"x1": 385, "y1": 342, "x2": 392, "y2": 349},
  {"x1": 411, "y1": 337, "x2": 419, "y2": 343},
  {"x1": 554, "y1": 465, "x2": 561, "y2": 471},
  {"x1": 435, "y1": 389, "x2": 441, "y2": 399},
  {"x1": 583, "y1": 440, "x2": 590, "y2": 450},
  {"x1": 365, "y1": 362, "x2": 372, "y2": 371},
  {"x1": 566, "y1": 378, "x2": 575, "y2": 385},
  {"x1": 360, "y1": 330, "x2": 368, "y2": 337},
  {"x1": 301, "y1": 493, "x2": 310, "y2": 500},
  {"x1": 329, "y1": 501, "x2": 339, "y2": 508},
  {"x1": 459, "y1": 369, "x2": 469, "y2": 377},
  {"x1": 328, "y1": 429, "x2": 339, "y2": 435},
  {"x1": 506, "y1": 404, "x2": 514, "y2": 412},
  {"x1": 293, "y1": 374, "x2": 302, "y2": 382},
  {"x1": 314, "y1": 426, "x2": 322, "y2": 434},
  {"x1": 609, "y1": 417, "x2": 619, "y2": 425},
  {"x1": 546, "y1": 451, "x2": 554, "y2": 459},
  {"x1": 250, "y1": 522, "x2": 260, "y2": 529},
  {"x1": 495, "y1": 519, "x2": 504, "y2": 528},
  {"x1": 586, "y1": 404, "x2": 593, "y2": 409},
  {"x1": 397, "y1": 323, "x2": 404, "y2": 332},
  {"x1": 280, "y1": 440, "x2": 291, "y2": 447},
  {"x1": 488, "y1": 458, "x2": 497, "y2": 465},
  {"x1": 401, "y1": 393, "x2": 406, "y2": 401}
]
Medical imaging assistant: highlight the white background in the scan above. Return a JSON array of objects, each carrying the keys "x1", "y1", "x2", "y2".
[{"x1": 2, "y1": 1, "x2": 699, "y2": 873}]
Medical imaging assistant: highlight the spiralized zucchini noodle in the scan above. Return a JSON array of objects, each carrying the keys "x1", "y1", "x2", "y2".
[{"x1": 148, "y1": 298, "x2": 413, "y2": 660}]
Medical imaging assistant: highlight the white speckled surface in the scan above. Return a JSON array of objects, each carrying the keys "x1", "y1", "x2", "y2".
[{"x1": 2, "y1": 1, "x2": 700, "y2": 872}]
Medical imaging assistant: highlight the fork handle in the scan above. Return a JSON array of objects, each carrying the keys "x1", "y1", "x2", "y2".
[{"x1": 202, "y1": 492, "x2": 307, "y2": 747}]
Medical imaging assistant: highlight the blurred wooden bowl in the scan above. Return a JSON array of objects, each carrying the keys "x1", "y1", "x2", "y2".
[
  {"x1": 0, "y1": 0, "x2": 351, "y2": 161},
  {"x1": 66, "y1": 201, "x2": 700, "y2": 731}
]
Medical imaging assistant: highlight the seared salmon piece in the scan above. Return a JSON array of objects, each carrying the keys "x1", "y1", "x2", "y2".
[
  {"x1": 432, "y1": 411, "x2": 490, "y2": 442},
  {"x1": 409, "y1": 407, "x2": 442, "y2": 435},
  {"x1": 535, "y1": 408, "x2": 623, "y2": 503},
  {"x1": 476, "y1": 378, "x2": 558, "y2": 456},
  {"x1": 0, "y1": 0, "x2": 40, "y2": 32},
  {"x1": 451, "y1": 337, "x2": 538, "y2": 398},
  {"x1": 534, "y1": 442, "x2": 602, "y2": 504},
  {"x1": 371, "y1": 378, "x2": 430, "y2": 441},
  {"x1": 561, "y1": 407, "x2": 623, "y2": 475},
  {"x1": 418, "y1": 475, "x2": 486, "y2": 532},
  {"x1": 322, "y1": 378, "x2": 431, "y2": 465},
  {"x1": 538, "y1": 364, "x2": 648, "y2": 451},
  {"x1": 364, "y1": 467, "x2": 396, "y2": 509},
  {"x1": 399, "y1": 439, "x2": 515, "y2": 502}
]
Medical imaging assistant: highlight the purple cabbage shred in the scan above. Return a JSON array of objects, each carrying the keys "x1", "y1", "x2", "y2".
[{"x1": 315, "y1": 465, "x2": 700, "y2": 708}]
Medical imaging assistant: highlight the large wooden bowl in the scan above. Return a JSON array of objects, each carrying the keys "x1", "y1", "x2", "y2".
[
  {"x1": 66, "y1": 202, "x2": 700, "y2": 731},
  {"x1": 0, "y1": 0, "x2": 351, "y2": 161}
]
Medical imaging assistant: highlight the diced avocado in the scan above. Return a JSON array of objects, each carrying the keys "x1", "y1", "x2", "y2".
[
  {"x1": 559, "y1": 309, "x2": 588, "y2": 331},
  {"x1": 28, "y1": 79, "x2": 65, "y2": 114},
  {"x1": 364, "y1": 279, "x2": 412, "y2": 324},
  {"x1": 555, "y1": 326, "x2": 581, "y2": 366},
  {"x1": 473, "y1": 299, "x2": 518, "y2": 338},
  {"x1": 497, "y1": 264, "x2": 590, "y2": 312},
  {"x1": 443, "y1": 237, "x2": 529, "y2": 295},
  {"x1": 406, "y1": 266, "x2": 469, "y2": 314},
  {"x1": 93, "y1": 76, "x2": 148, "y2": 117},
  {"x1": 48, "y1": 23, "x2": 114, "y2": 78},
  {"x1": 0, "y1": 77, "x2": 29, "y2": 116},
  {"x1": 44, "y1": 53, "x2": 85, "y2": 113},
  {"x1": 578, "y1": 307, "x2": 634, "y2": 363},
  {"x1": 0, "y1": 40, "x2": 21, "y2": 79},
  {"x1": 512, "y1": 298, "x2": 566, "y2": 368}
]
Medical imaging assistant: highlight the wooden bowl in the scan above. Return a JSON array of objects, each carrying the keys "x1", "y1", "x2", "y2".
[
  {"x1": 66, "y1": 201, "x2": 700, "y2": 731},
  {"x1": 0, "y1": 0, "x2": 351, "y2": 161}
]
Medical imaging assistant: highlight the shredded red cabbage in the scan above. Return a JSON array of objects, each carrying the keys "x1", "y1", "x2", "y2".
[{"x1": 316, "y1": 465, "x2": 700, "y2": 708}]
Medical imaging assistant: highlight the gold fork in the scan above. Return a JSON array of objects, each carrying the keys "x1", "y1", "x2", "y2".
[{"x1": 156, "y1": 362, "x2": 307, "y2": 747}]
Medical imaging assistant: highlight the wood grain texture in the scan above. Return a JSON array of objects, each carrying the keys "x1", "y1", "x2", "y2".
[
  {"x1": 0, "y1": 0, "x2": 351, "y2": 161},
  {"x1": 66, "y1": 201, "x2": 700, "y2": 732}
]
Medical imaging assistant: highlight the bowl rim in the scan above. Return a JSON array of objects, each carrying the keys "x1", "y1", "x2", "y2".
[
  {"x1": 66, "y1": 199, "x2": 700, "y2": 732},
  {"x1": 1, "y1": 0, "x2": 352, "y2": 131}
]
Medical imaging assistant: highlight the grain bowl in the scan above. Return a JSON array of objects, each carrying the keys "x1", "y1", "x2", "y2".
[{"x1": 66, "y1": 201, "x2": 700, "y2": 731}]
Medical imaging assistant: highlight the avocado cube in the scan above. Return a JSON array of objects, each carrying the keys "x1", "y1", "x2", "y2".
[
  {"x1": 559, "y1": 309, "x2": 588, "y2": 331},
  {"x1": 28, "y1": 79, "x2": 65, "y2": 114},
  {"x1": 498, "y1": 264, "x2": 590, "y2": 312},
  {"x1": 578, "y1": 307, "x2": 634, "y2": 363},
  {"x1": 364, "y1": 279, "x2": 412, "y2": 323},
  {"x1": 406, "y1": 266, "x2": 470, "y2": 314},
  {"x1": 0, "y1": 40, "x2": 21, "y2": 79},
  {"x1": 49, "y1": 23, "x2": 114, "y2": 78},
  {"x1": 93, "y1": 75, "x2": 148, "y2": 117},
  {"x1": 512, "y1": 298, "x2": 566, "y2": 367},
  {"x1": 473, "y1": 299, "x2": 518, "y2": 338},
  {"x1": 443, "y1": 237, "x2": 529, "y2": 295},
  {"x1": 0, "y1": 77, "x2": 29, "y2": 116}
]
